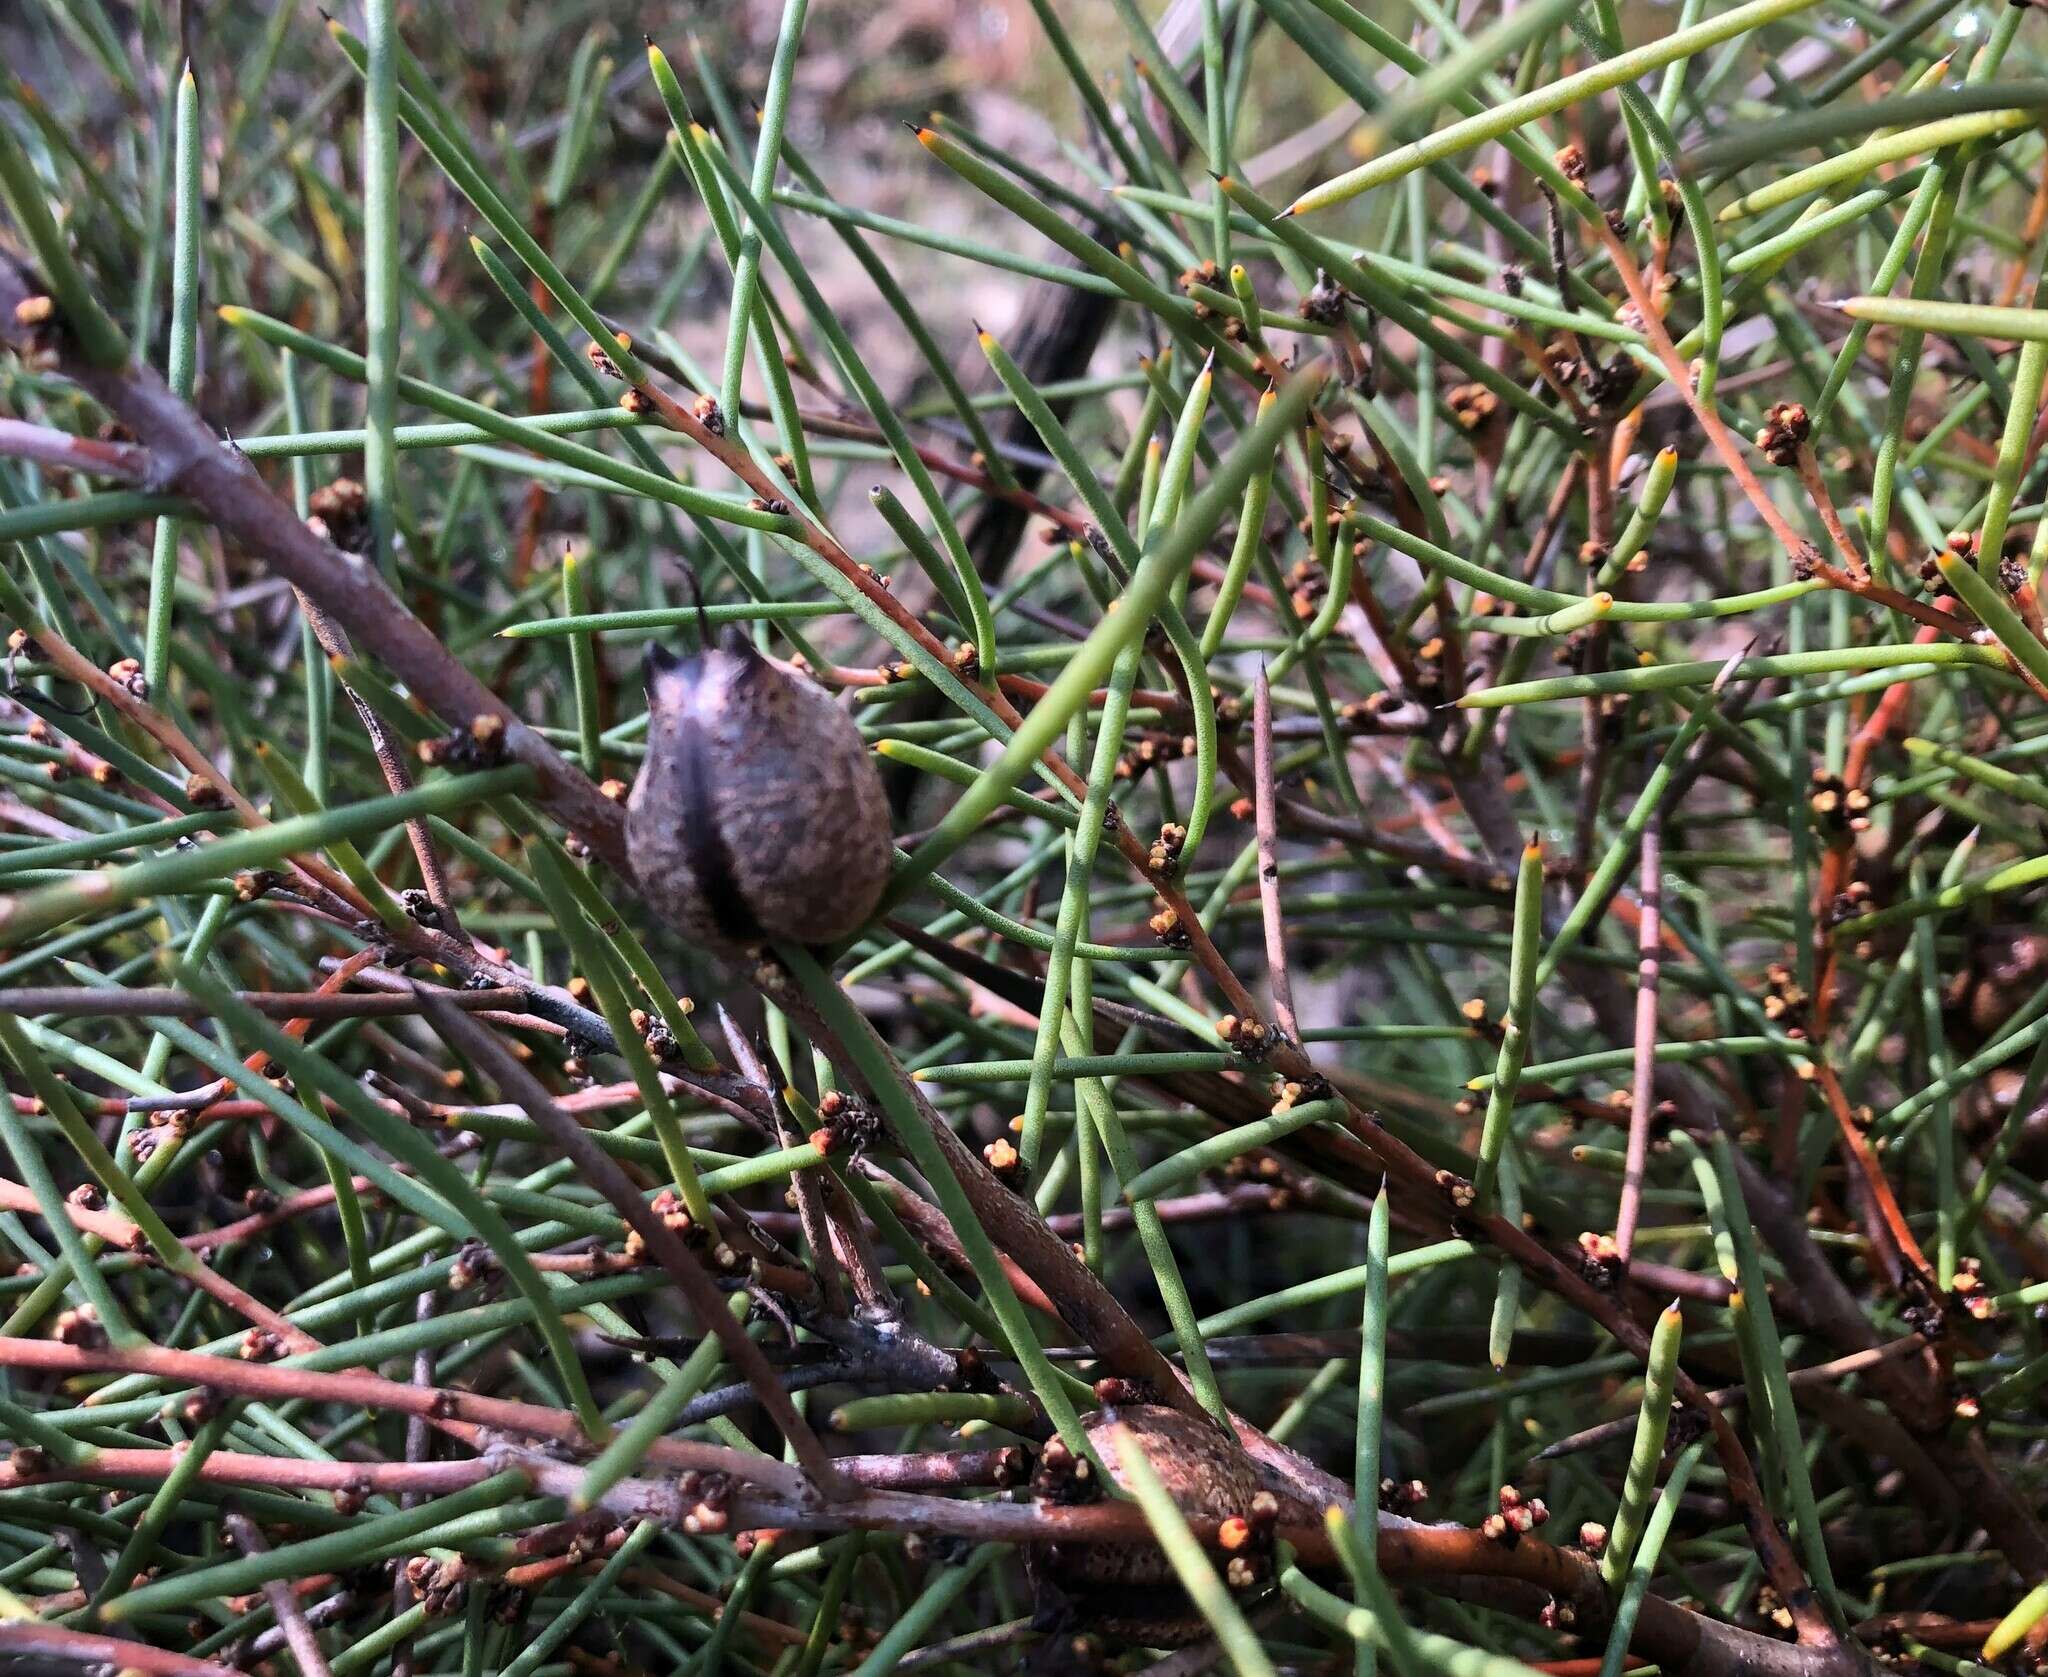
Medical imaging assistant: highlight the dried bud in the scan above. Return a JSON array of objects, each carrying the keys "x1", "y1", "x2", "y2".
[
  {"x1": 307, "y1": 478, "x2": 370, "y2": 552},
  {"x1": 54, "y1": 1305, "x2": 106, "y2": 1348},
  {"x1": 1754, "y1": 401, "x2": 1811, "y2": 467},
  {"x1": 1448, "y1": 382, "x2": 1501, "y2": 433}
]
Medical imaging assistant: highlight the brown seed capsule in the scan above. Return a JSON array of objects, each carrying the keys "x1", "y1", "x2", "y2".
[
  {"x1": 629, "y1": 610, "x2": 891, "y2": 947},
  {"x1": 1031, "y1": 1404, "x2": 1264, "y2": 1648}
]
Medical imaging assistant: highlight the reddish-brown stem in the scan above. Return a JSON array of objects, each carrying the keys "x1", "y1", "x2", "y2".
[{"x1": 224, "y1": 1508, "x2": 338, "y2": 1677}]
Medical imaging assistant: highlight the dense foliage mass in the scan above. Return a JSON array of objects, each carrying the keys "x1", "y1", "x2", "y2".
[{"x1": 8, "y1": 1, "x2": 2048, "y2": 1674}]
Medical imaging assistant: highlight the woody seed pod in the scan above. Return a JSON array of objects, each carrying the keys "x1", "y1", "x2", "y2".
[
  {"x1": 1030, "y1": 1404, "x2": 1265, "y2": 1648},
  {"x1": 628, "y1": 609, "x2": 892, "y2": 947}
]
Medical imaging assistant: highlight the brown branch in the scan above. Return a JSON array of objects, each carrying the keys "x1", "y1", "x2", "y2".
[
  {"x1": 0, "y1": 1336, "x2": 802, "y2": 1490},
  {"x1": 0, "y1": 1625, "x2": 243, "y2": 1677},
  {"x1": 0, "y1": 253, "x2": 627, "y2": 872},
  {"x1": 224, "y1": 1508, "x2": 337, "y2": 1677},
  {"x1": 0, "y1": 984, "x2": 531, "y2": 1019},
  {"x1": 407, "y1": 986, "x2": 850, "y2": 1498}
]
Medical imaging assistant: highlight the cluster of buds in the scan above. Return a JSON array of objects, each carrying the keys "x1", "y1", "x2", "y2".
[
  {"x1": 5, "y1": 1442, "x2": 57, "y2": 1484},
  {"x1": 1577, "y1": 1230, "x2": 1623, "y2": 1289},
  {"x1": 1178, "y1": 259, "x2": 1244, "y2": 339},
  {"x1": 1031, "y1": 1435, "x2": 1099, "y2": 1506},
  {"x1": 808, "y1": 1088, "x2": 882, "y2": 1159},
  {"x1": 1221, "y1": 1152, "x2": 1290, "y2": 1192},
  {"x1": 1116, "y1": 730, "x2": 1196, "y2": 782},
  {"x1": 1338, "y1": 691, "x2": 1406, "y2": 733},
  {"x1": 1448, "y1": 382, "x2": 1501, "y2": 433},
  {"x1": 1543, "y1": 340, "x2": 1584, "y2": 391},
  {"x1": 1299, "y1": 269, "x2": 1350, "y2": 325},
  {"x1": 1755, "y1": 1585, "x2": 1796, "y2": 1632},
  {"x1": 950, "y1": 640, "x2": 980, "y2": 679},
  {"x1": 623, "y1": 1186, "x2": 699, "y2": 1263},
  {"x1": 1378, "y1": 1477, "x2": 1429, "y2": 1512},
  {"x1": 1553, "y1": 142, "x2": 1589, "y2": 183},
  {"x1": 1149, "y1": 823, "x2": 1187, "y2": 878},
  {"x1": 306, "y1": 477, "x2": 370, "y2": 552},
  {"x1": 975, "y1": 1443, "x2": 1031, "y2": 1493},
  {"x1": 1217, "y1": 1013, "x2": 1277, "y2": 1061},
  {"x1": 233, "y1": 868, "x2": 283, "y2": 903},
  {"x1": 419, "y1": 712, "x2": 507, "y2": 773},
  {"x1": 128, "y1": 1120, "x2": 178, "y2": 1166},
  {"x1": 1411, "y1": 635, "x2": 1453, "y2": 700},
  {"x1": 1148, "y1": 897, "x2": 1190, "y2": 950},
  {"x1": 1270, "y1": 1077, "x2": 1329, "y2": 1114},
  {"x1": 1754, "y1": 401, "x2": 1811, "y2": 468},
  {"x1": 627, "y1": 1007, "x2": 676, "y2": 1065},
  {"x1": 404, "y1": 1555, "x2": 468, "y2": 1617},
  {"x1": 54, "y1": 1305, "x2": 106, "y2": 1348},
  {"x1": 1952, "y1": 1257, "x2": 2000, "y2": 1323},
  {"x1": 1434, "y1": 1167, "x2": 1477, "y2": 1214},
  {"x1": 1901, "y1": 1294, "x2": 1948, "y2": 1341},
  {"x1": 982, "y1": 1135, "x2": 1024, "y2": 1190},
  {"x1": 676, "y1": 1468, "x2": 732, "y2": 1534},
  {"x1": 1826, "y1": 877, "x2": 1874, "y2": 931},
  {"x1": 1807, "y1": 769, "x2": 1872, "y2": 838},
  {"x1": 1577, "y1": 1521, "x2": 1609, "y2": 1558},
  {"x1": 584, "y1": 338, "x2": 622, "y2": 381},
  {"x1": 1285, "y1": 554, "x2": 1329, "y2": 622},
  {"x1": 238, "y1": 1328, "x2": 284, "y2": 1363},
  {"x1": 1993, "y1": 529, "x2": 2035, "y2": 595},
  {"x1": 448, "y1": 1238, "x2": 499, "y2": 1294},
  {"x1": 879, "y1": 658, "x2": 916, "y2": 685},
  {"x1": 1218, "y1": 1490, "x2": 1283, "y2": 1591},
  {"x1": 184, "y1": 771, "x2": 234, "y2": 812},
  {"x1": 1093, "y1": 1376, "x2": 1156, "y2": 1408},
  {"x1": 9, "y1": 292, "x2": 61, "y2": 364},
  {"x1": 1480, "y1": 1484, "x2": 1550, "y2": 1544},
  {"x1": 174, "y1": 1384, "x2": 222, "y2": 1427},
  {"x1": 1760, "y1": 961, "x2": 1809, "y2": 1033},
  {"x1": 5, "y1": 629, "x2": 41, "y2": 693},
  {"x1": 106, "y1": 656, "x2": 148, "y2": 700}
]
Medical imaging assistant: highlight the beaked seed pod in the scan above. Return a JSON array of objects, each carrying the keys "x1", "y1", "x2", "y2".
[{"x1": 628, "y1": 628, "x2": 892, "y2": 946}]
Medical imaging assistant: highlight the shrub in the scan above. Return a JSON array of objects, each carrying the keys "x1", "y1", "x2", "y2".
[{"x1": 1, "y1": 2, "x2": 2046, "y2": 1674}]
